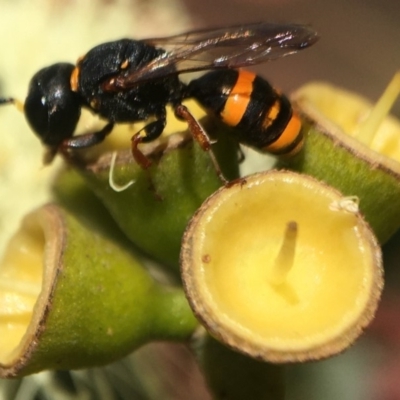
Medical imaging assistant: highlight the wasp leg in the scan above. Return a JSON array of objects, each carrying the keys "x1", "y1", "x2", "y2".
[
  {"x1": 131, "y1": 115, "x2": 166, "y2": 169},
  {"x1": 58, "y1": 121, "x2": 114, "y2": 164},
  {"x1": 60, "y1": 122, "x2": 114, "y2": 151},
  {"x1": 174, "y1": 104, "x2": 228, "y2": 185}
]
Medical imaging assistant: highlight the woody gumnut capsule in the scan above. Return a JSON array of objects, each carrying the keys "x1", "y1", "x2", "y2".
[
  {"x1": 0, "y1": 204, "x2": 197, "y2": 377},
  {"x1": 70, "y1": 122, "x2": 239, "y2": 273},
  {"x1": 282, "y1": 73, "x2": 400, "y2": 243},
  {"x1": 181, "y1": 170, "x2": 383, "y2": 363}
]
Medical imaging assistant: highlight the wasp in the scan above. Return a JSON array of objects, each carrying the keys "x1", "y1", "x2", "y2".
[{"x1": 0, "y1": 23, "x2": 318, "y2": 181}]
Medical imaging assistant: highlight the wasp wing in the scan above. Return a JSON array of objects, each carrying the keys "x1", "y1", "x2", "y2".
[{"x1": 113, "y1": 22, "x2": 318, "y2": 88}]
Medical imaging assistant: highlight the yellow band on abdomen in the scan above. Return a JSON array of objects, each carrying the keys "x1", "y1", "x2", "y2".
[
  {"x1": 220, "y1": 70, "x2": 255, "y2": 127},
  {"x1": 264, "y1": 112, "x2": 302, "y2": 154}
]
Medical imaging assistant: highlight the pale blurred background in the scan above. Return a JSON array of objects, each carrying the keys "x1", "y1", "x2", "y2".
[
  {"x1": 182, "y1": 0, "x2": 400, "y2": 115},
  {"x1": 0, "y1": 0, "x2": 399, "y2": 399}
]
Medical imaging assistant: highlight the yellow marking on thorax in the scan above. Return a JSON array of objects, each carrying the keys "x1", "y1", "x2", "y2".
[{"x1": 70, "y1": 66, "x2": 80, "y2": 92}]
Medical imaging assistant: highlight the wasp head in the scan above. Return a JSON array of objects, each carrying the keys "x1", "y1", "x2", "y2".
[{"x1": 24, "y1": 63, "x2": 82, "y2": 151}]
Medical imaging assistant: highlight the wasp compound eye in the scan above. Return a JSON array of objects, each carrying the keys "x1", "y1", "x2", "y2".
[{"x1": 24, "y1": 63, "x2": 81, "y2": 147}]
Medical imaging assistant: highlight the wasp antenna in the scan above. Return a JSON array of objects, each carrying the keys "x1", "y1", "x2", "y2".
[
  {"x1": 0, "y1": 97, "x2": 15, "y2": 105},
  {"x1": 108, "y1": 151, "x2": 136, "y2": 192},
  {"x1": 0, "y1": 97, "x2": 24, "y2": 112}
]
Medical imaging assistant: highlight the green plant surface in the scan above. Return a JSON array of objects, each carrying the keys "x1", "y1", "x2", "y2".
[
  {"x1": 74, "y1": 132, "x2": 239, "y2": 273},
  {"x1": 0, "y1": 205, "x2": 197, "y2": 377}
]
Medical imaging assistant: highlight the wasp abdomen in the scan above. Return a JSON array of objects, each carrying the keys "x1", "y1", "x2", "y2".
[{"x1": 188, "y1": 69, "x2": 303, "y2": 156}]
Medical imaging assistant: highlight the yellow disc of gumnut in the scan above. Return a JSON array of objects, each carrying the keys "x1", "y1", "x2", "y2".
[
  {"x1": 181, "y1": 170, "x2": 383, "y2": 363},
  {"x1": 281, "y1": 72, "x2": 400, "y2": 243}
]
